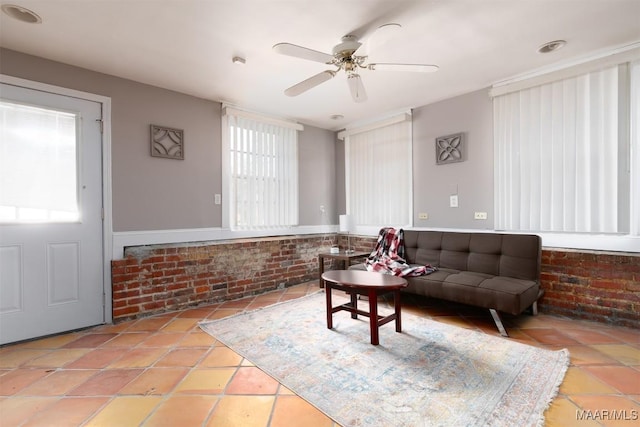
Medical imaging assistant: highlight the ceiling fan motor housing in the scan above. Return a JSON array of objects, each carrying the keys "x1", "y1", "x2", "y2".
[{"x1": 332, "y1": 35, "x2": 361, "y2": 57}]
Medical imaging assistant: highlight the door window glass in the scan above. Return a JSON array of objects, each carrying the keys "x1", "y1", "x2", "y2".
[{"x1": 0, "y1": 101, "x2": 79, "y2": 222}]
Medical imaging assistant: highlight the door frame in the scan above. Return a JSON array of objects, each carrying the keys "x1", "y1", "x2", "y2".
[{"x1": 1, "y1": 74, "x2": 113, "y2": 324}]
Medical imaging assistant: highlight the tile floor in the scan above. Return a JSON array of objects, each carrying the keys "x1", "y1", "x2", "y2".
[{"x1": 1, "y1": 281, "x2": 638, "y2": 427}]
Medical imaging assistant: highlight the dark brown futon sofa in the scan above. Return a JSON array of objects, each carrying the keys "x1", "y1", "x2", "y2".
[{"x1": 350, "y1": 230, "x2": 543, "y2": 337}]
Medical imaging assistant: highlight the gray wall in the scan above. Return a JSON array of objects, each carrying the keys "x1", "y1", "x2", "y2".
[
  {"x1": 298, "y1": 125, "x2": 337, "y2": 225},
  {"x1": 0, "y1": 48, "x2": 337, "y2": 232},
  {"x1": 412, "y1": 89, "x2": 494, "y2": 229}
]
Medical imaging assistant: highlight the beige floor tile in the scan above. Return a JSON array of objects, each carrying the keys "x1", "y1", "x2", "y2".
[
  {"x1": 155, "y1": 348, "x2": 208, "y2": 367},
  {"x1": 177, "y1": 306, "x2": 220, "y2": 318},
  {"x1": 270, "y1": 395, "x2": 333, "y2": 427},
  {"x1": 561, "y1": 328, "x2": 624, "y2": 345},
  {"x1": 62, "y1": 333, "x2": 118, "y2": 348},
  {"x1": 138, "y1": 332, "x2": 187, "y2": 348},
  {"x1": 23, "y1": 348, "x2": 91, "y2": 368},
  {"x1": 207, "y1": 308, "x2": 242, "y2": 320},
  {"x1": 559, "y1": 367, "x2": 618, "y2": 395},
  {"x1": 206, "y1": 395, "x2": 274, "y2": 427},
  {"x1": 119, "y1": 367, "x2": 189, "y2": 395},
  {"x1": 101, "y1": 332, "x2": 152, "y2": 347},
  {"x1": 199, "y1": 346, "x2": 243, "y2": 367},
  {"x1": 65, "y1": 348, "x2": 126, "y2": 369},
  {"x1": 68, "y1": 369, "x2": 143, "y2": 396},
  {"x1": 225, "y1": 366, "x2": 280, "y2": 395},
  {"x1": 21, "y1": 396, "x2": 109, "y2": 427},
  {"x1": 560, "y1": 345, "x2": 619, "y2": 366},
  {"x1": 582, "y1": 366, "x2": 640, "y2": 395},
  {"x1": 590, "y1": 344, "x2": 640, "y2": 366},
  {"x1": 108, "y1": 347, "x2": 168, "y2": 368},
  {"x1": 174, "y1": 368, "x2": 236, "y2": 394},
  {"x1": 603, "y1": 328, "x2": 640, "y2": 345},
  {"x1": 143, "y1": 395, "x2": 219, "y2": 426},
  {"x1": 0, "y1": 369, "x2": 52, "y2": 396},
  {"x1": 544, "y1": 396, "x2": 600, "y2": 427},
  {"x1": 0, "y1": 396, "x2": 58, "y2": 426},
  {"x1": 179, "y1": 331, "x2": 217, "y2": 347},
  {"x1": 161, "y1": 318, "x2": 199, "y2": 332},
  {"x1": 0, "y1": 349, "x2": 51, "y2": 368},
  {"x1": 16, "y1": 334, "x2": 81, "y2": 349},
  {"x1": 520, "y1": 328, "x2": 581, "y2": 346},
  {"x1": 570, "y1": 395, "x2": 640, "y2": 427},
  {"x1": 18, "y1": 369, "x2": 96, "y2": 396},
  {"x1": 84, "y1": 396, "x2": 162, "y2": 426},
  {"x1": 126, "y1": 317, "x2": 173, "y2": 332}
]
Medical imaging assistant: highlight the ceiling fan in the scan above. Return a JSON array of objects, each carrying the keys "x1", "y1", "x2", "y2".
[{"x1": 273, "y1": 23, "x2": 438, "y2": 103}]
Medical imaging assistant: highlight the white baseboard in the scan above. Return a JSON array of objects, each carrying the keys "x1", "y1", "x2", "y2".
[{"x1": 112, "y1": 225, "x2": 339, "y2": 259}]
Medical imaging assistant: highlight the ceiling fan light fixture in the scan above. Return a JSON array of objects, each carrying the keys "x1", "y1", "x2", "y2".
[{"x1": 347, "y1": 73, "x2": 367, "y2": 103}]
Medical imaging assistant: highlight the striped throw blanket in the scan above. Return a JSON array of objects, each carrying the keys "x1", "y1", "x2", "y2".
[{"x1": 365, "y1": 227, "x2": 437, "y2": 277}]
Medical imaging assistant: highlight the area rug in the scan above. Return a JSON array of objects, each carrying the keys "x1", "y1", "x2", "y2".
[{"x1": 200, "y1": 292, "x2": 569, "y2": 427}]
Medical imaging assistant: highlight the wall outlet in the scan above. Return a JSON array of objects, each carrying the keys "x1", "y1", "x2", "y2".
[
  {"x1": 474, "y1": 211, "x2": 487, "y2": 220},
  {"x1": 214, "y1": 194, "x2": 221, "y2": 205},
  {"x1": 418, "y1": 212, "x2": 429, "y2": 220},
  {"x1": 449, "y1": 195, "x2": 459, "y2": 208}
]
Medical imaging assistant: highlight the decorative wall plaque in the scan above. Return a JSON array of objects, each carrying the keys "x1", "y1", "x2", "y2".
[
  {"x1": 435, "y1": 132, "x2": 464, "y2": 165},
  {"x1": 151, "y1": 125, "x2": 184, "y2": 160}
]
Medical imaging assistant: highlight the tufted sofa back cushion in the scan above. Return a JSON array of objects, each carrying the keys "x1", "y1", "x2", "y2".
[{"x1": 403, "y1": 230, "x2": 541, "y2": 281}]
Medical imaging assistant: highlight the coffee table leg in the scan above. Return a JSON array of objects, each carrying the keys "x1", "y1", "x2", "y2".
[
  {"x1": 368, "y1": 289, "x2": 379, "y2": 345},
  {"x1": 394, "y1": 289, "x2": 402, "y2": 332},
  {"x1": 326, "y1": 284, "x2": 333, "y2": 329},
  {"x1": 350, "y1": 292, "x2": 358, "y2": 319},
  {"x1": 318, "y1": 255, "x2": 324, "y2": 288}
]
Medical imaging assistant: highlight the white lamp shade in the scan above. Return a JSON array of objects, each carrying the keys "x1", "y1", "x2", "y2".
[{"x1": 339, "y1": 214, "x2": 353, "y2": 232}]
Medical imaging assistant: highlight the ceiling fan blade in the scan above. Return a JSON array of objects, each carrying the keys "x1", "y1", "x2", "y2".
[
  {"x1": 369, "y1": 63, "x2": 439, "y2": 73},
  {"x1": 273, "y1": 43, "x2": 334, "y2": 64},
  {"x1": 284, "y1": 70, "x2": 336, "y2": 97},
  {"x1": 354, "y1": 23, "x2": 401, "y2": 57},
  {"x1": 347, "y1": 73, "x2": 367, "y2": 103}
]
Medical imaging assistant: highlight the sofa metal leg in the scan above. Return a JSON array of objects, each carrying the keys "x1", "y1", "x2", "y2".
[
  {"x1": 531, "y1": 301, "x2": 538, "y2": 316},
  {"x1": 489, "y1": 309, "x2": 509, "y2": 337}
]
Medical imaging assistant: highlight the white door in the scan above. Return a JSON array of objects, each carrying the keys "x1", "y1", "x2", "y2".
[{"x1": 0, "y1": 83, "x2": 104, "y2": 344}]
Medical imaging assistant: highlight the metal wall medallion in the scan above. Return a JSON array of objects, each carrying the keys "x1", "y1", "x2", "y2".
[
  {"x1": 150, "y1": 125, "x2": 184, "y2": 160},
  {"x1": 435, "y1": 132, "x2": 464, "y2": 165}
]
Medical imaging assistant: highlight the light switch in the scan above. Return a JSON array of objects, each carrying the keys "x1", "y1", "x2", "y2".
[{"x1": 214, "y1": 194, "x2": 221, "y2": 205}]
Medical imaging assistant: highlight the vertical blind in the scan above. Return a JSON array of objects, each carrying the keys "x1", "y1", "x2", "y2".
[
  {"x1": 346, "y1": 117, "x2": 412, "y2": 226},
  {"x1": 226, "y1": 114, "x2": 298, "y2": 230},
  {"x1": 494, "y1": 64, "x2": 626, "y2": 233},
  {"x1": 631, "y1": 60, "x2": 640, "y2": 235}
]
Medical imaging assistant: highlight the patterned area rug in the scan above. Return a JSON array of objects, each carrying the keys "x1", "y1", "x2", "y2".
[{"x1": 200, "y1": 292, "x2": 569, "y2": 427}]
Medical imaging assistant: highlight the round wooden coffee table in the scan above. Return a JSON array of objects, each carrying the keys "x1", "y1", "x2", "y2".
[{"x1": 321, "y1": 270, "x2": 408, "y2": 345}]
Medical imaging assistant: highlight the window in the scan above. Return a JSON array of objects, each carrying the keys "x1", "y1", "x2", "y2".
[
  {"x1": 341, "y1": 113, "x2": 412, "y2": 227},
  {"x1": 222, "y1": 107, "x2": 300, "y2": 230},
  {"x1": 0, "y1": 101, "x2": 79, "y2": 223},
  {"x1": 493, "y1": 60, "x2": 639, "y2": 235}
]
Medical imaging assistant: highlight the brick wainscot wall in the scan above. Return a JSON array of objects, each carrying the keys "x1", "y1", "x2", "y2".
[
  {"x1": 112, "y1": 233, "x2": 639, "y2": 329},
  {"x1": 111, "y1": 234, "x2": 337, "y2": 322}
]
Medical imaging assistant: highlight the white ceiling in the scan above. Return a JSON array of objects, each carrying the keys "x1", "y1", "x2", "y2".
[{"x1": 1, "y1": 1, "x2": 639, "y2": 131}]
